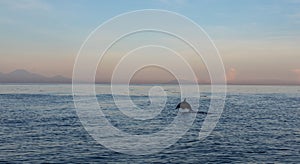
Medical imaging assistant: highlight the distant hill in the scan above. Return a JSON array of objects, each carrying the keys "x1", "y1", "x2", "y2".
[
  {"x1": 0, "y1": 69, "x2": 71, "y2": 83},
  {"x1": 1, "y1": 69, "x2": 298, "y2": 85}
]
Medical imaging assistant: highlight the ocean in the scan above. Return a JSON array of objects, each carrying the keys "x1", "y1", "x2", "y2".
[{"x1": 0, "y1": 84, "x2": 299, "y2": 163}]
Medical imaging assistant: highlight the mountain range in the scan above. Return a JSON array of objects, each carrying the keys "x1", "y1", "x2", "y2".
[
  {"x1": 0, "y1": 69, "x2": 71, "y2": 83},
  {"x1": 0, "y1": 69, "x2": 194, "y2": 84},
  {"x1": 0, "y1": 69, "x2": 299, "y2": 85}
]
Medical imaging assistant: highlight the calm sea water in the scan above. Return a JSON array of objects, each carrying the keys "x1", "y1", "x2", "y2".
[{"x1": 0, "y1": 84, "x2": 299, "y2": 163}]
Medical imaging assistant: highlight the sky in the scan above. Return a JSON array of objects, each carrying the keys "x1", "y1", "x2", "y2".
[{"x1": 0, "y1": 0, "x2": 300, "y2": 84}]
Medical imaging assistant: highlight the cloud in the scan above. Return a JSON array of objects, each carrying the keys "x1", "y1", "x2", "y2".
[
  {"x1": 291, "y1": 69, "x2": 300, "y2": 81},
  {"x1": 1, "y1": 0, "x2": 51, "y2": 11},
  {"x1": 287, "y1": 11, "x2": 300, "y2": 23},
  {"x1": 226, "y1": 67, "x2": 237, "y2": 83},
  {"x1": 288, "y1": 0, "x2": 300, "y2": 3},
  {"x1": 157, "y1": 0, "x2": 188, "y2": 6},
  {"x1": 0, "y1": 17, "x2": 15, "y2": 25}
]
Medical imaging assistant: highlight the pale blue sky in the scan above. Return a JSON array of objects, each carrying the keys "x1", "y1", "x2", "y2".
[{"x1": 0, "y1": 0, "x2": 300, "y2": 84}]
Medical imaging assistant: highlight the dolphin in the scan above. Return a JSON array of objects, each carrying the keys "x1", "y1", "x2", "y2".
[
  {"x1": 176, "y1": 98, "x2": 192, "y2": 110},
  {"x1": 175, "y1": 98, "x2": 208, "y2": 114}
]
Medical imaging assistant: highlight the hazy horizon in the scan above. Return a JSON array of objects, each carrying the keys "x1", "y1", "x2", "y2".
[{"x1": 0, "y1": 68, "x2": 299, "y2": 85}]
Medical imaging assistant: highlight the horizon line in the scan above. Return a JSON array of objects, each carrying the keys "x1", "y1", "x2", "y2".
[{"x1": 0, "y1": 82, "x2": 299, "y2": 86}]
